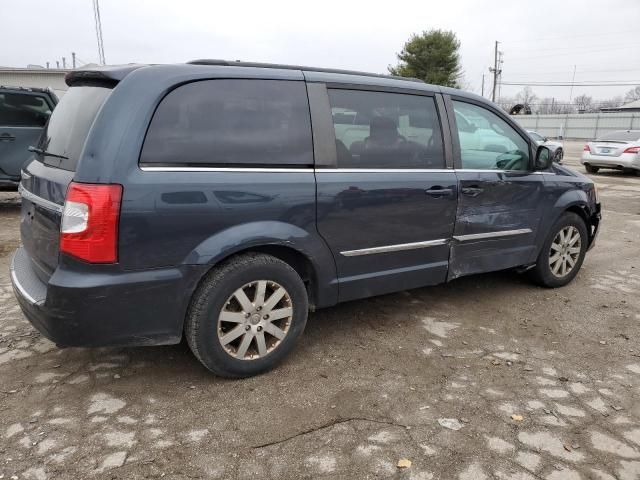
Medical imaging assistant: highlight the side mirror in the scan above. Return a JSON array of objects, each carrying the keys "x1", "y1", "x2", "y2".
[{"x1": 535, "y1": 145, "x2": 553, "y2": 171}]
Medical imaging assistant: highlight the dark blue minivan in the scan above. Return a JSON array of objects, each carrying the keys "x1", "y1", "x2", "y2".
[{"x1": 11, "y1": 61, "x2": 601, "y2": 377}]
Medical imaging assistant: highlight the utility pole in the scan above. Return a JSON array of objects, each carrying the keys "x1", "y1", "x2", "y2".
[
  {"x1": 568, "y1": 64, "x2": 577, "y2": 106},
  {"x1": 72, "y1": 52, "x2": 76, "y2": 69},
  {"x1": 481, "y1": 74, "x2": 485, "y2": 97},
  {"x1": 56, "y1": 61, "x2": 60, "y2": 69},
  {"x1": 489, "y1": 41, "x2": 501, "y2": 102},
  {"x1": 62, "y1": 57, "x2": 66, "y2": 69},
  {"x1": 93, "y1": 0, "x2": 106, "y2": 65}
]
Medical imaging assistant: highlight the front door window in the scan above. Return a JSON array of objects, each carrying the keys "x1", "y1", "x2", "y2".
[{"x1": 452, "y1": 101, "x2": 530, "y2": 171}]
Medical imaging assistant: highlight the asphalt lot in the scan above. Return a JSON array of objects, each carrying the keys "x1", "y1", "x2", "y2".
[{"x1": 1, "y1": 140, "x2": 639, "y2": 479}]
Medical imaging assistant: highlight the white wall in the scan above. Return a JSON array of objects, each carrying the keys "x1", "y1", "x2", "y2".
[
  {"x1": 511, "y1": 113, "x2": 640, "y2": 140},
  {"x1": 0, "y1": 69, "x2": 69, "y2": 99}
]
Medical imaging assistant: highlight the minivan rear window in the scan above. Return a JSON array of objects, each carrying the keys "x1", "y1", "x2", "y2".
[
  {"x1": 139, "y1": 79, "x2": 313, "y2": 167},
  {"x1": 35, "y1": 86, "x2": 111, "y2": 171},
  {"x1": 596, "y1": 131, "x2": 640, "y2": 142}
]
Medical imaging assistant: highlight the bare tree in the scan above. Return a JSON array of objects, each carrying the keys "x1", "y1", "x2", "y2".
[
  {"x1": 515, "y1": 86, "x2": 538, "y2": 107},
  {"x1": 624, "y1": 86, "x2": 640, "y2": 103},
  {"x1": 598, "y1": 96, "x2": 625, "y2": 110},
  {"x1": 574, "y1": 94, "x2": 594, "y2": 112}
]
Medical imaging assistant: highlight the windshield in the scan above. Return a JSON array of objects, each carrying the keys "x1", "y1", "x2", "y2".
[
  {"x1": 596, "y1": 131, "x2": 640, "y2": 142},
  {"x1": 528, "y1": 132, "x2": 544, "y2": 142},
  {"x1": 36, "y1": 86, "x2": 111, "y2": 171}
]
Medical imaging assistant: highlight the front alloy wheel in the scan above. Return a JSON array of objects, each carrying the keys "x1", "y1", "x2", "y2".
[
  {"x1": 548, "y1": 226, "x2": 581, "y2": 278},
  {"x1": 529, "y1": 212, "x2": 588, "y2": 288}
]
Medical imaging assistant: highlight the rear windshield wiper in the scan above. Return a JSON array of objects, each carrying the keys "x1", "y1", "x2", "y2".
[{"x1": 28, "y1": 146, "x2": 68, "y2": 160}]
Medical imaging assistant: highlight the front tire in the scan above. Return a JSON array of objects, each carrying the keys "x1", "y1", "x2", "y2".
[
  {"x1": 585, "y1": 164, "x2": 599, "y2": 174},
  {"x1": 554, "y1": 149, "x2": 563, "y2": 163},
  {"x1": 185, "y1": 253, "x2": 308, "y2": 378},
  {"x1": 529, "y1": 212, "x2": 588, "y2": 288}
]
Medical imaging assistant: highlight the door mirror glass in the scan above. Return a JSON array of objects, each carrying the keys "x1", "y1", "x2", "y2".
[{"x1": 535, "y1": 145, "x2": 553, "y2": 170}]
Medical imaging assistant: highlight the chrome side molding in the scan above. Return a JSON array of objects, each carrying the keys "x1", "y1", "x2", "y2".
[
  {"x1": 18, "y1": 184, "x2": 64, "y2": 214},
  {"x1": 341, "y1": 238, "x2": 448, "y2": 257},
  {"x1": 453, "y1": 228, "x2": 532, "y2": 242}
]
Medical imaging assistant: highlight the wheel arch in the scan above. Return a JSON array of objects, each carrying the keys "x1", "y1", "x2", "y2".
[{"x1": 182, "y1": 221, "x2": 339, "y2": 312}]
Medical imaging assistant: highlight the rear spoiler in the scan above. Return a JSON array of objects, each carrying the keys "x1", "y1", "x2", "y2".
[{"x1": 65, "y1": 64, "x2": 147, "y2": 87}]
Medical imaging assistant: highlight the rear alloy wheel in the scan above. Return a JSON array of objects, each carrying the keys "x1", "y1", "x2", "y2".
[
  {"x1": 529, "y1": 212, "x2": 588, "y2": 288},
  {"x1": 218, "y1": 280, "x2": 293, "y2": 360},
  {"x1": 186, "y1": 253, "x2": 308, "y2": 377},
  {"x1": 585, "y1": 164, "x2": 599, "y2": 174}
]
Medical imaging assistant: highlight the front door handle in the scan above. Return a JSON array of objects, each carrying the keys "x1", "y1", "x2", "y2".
[
  {"x1": 0, "y1": 133, "x2": 16, "y2": 142},
  {"x1": 461, "y1": 186, "x2": 484, "y2": 196},
  {"x1": 425, "y1": 187, "x2": 453, "y2": 197}
]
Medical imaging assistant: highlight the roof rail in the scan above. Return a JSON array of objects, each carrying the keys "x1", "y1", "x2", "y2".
[{"x1": 187, "y1": 59, "x2": 424, "y2": 83}]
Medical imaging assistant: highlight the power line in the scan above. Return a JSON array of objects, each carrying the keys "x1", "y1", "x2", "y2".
[
  {"x1": 506, "y1": 29, "x2": 639, "y2": 44},
  {"x1": 505, "y1": 44, "x2": 640, "y2": 61}
]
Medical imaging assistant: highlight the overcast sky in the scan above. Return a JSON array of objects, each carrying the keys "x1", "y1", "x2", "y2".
[{"x1": 3, "y1": 0, "x2": 639, "y2": 103}]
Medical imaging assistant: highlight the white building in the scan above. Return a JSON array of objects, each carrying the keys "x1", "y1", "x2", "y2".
[{"x1": 0, "y1": 67, "x2": 70, "y2": 98}]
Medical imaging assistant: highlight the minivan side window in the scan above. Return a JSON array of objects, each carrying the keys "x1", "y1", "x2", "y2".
[
  {"x1": 140, "y1": 80, "x2": 312, "y2": 167},
  {"x1": 328, "y1": 89, "x2": 445, "y2": 169},
  {"x1": 452, "y1": 101, "x2": 530, "y2": 171}
]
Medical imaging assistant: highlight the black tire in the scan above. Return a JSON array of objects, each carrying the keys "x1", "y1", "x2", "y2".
[
  {"x1": 529, "y1": 212, "x2": 588, "y2": 288},
  {"x1": 554, "y1": 149, "x2": 563, "y2": 163},
  {"x1": 585, "y1": 164, "x2": 599, "y2": 174},
  {"x1": 185, "y1": 253, "x2": 308, "y2": 378}
]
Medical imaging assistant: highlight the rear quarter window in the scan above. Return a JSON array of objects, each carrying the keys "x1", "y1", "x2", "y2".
[{"x1": 139, "y1": 79, "x2": 313, "y2": 167}]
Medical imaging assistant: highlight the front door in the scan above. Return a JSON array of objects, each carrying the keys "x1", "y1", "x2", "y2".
[
  {"x1": 0, "y1": 91, "x2": 54, "y2": 182},
  {"x1": 447, "y1": 98, "x2": 545, "y2": 279},
  {"x1": 314, "y1": 87, "x2": 457, "y2": 302}
]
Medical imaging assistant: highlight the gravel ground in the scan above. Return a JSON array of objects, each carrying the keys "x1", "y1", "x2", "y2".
[{"x1": 1, "y1": 141, "x2": 639, "y2": 479}]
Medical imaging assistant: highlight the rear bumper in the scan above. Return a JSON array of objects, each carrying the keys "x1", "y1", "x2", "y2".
[
  {"x1": 581, "y1": 152, "x2": 640, "y2": 170},
  {"x1": 11, "y1": 247, "x2": 205, "y2": 347}
]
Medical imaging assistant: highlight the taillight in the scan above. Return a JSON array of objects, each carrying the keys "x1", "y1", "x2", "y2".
[
  {"x1": 583, "y1": 144, "x2": 591, "y2": 152},
  {"x1": 60, "y1": 182, "x2": 123, "y2": 263},
  {"x1": 623, "y1": 146, "x2": 640, "y2": 154}
]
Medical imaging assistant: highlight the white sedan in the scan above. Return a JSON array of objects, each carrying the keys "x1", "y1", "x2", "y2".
[
  {"x1": 527, "y1": 131, "x2": 564, "y2": 162},
  {"x1": 581, "y1": 130, "x2": 640, "y2": 175}
]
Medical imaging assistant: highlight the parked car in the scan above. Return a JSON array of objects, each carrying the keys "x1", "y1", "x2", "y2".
[
  {"x1": 527, "y1": 130, "x2": 564, "y2": 162},
  {"x1": 0, "y1": 86, "x2": 57, "y2": 189},
  {"x1": 11, "y1": 62, "x2": 601, "y2": 377},
  {"x1": 581, "y1": 130, "x2": 640, "y2": 174}
]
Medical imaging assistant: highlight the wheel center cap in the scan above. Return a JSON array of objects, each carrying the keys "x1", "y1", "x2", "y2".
[{"x1": 250, "y1": 313, "x2": 261, "y2": 325}]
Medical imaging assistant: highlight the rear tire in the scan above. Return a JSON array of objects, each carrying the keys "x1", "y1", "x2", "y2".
[
  {"x1": 585, "y1": 165, "x2": 599, "y2": 174},
  {"x1": 529, "y1": 212, "x2": 588, "y2": 288},
  {"x1": 185, "y1": 253, "x2": 308, "y2": 378}
]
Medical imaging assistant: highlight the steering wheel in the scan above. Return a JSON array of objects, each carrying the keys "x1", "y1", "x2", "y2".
[{"x1": 495, "y1": 151, "x2": 525, "y2": 171}]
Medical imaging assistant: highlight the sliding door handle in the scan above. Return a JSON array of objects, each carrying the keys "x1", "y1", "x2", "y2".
[
  {"x1": 425, "y1": 187, "x2": 453, "y2": 197},
  {"x1": 0, "y1": 133, "x2": 16, "y2": 142}
]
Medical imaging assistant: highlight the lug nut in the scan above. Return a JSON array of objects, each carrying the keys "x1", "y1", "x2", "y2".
[
  {"x1": 245, "y1": 313, "x2": 251, "y2": 318},
  {"x1": 245, "y1": 325, "x2": 251, "y2": 331},
  {"x1": 263, "y1": 314, "x2": 269, "y2": 320},
  {"x1": 257, "y1": 326, "x2": 263, "y2": 332},
  {"x1": 257, "y1": 306, "x2": 262, "y2": 311}
]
